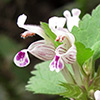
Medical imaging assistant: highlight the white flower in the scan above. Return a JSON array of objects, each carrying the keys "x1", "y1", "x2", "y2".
[
  {"x1": 63, "y1": 8, "x2": 81, "y2": 32},
  {"x1": 94, "y1": 90, "x2": 100, "y2": 100},
  {"x1": 17, "y1": 14, "x2": 46, "y2": 39},
  {"x1": 49, "y1": 16, "x2": 66, "y2": 30},
  {"x1": 14, "y1": 40, "x2": 55, "y2": 67},
  {"x1": 14, "y1": 9, "x2": 79, "y2": 72},
  {"x1": 48, "y1": 20, "x2": 76, "y2": 72},
  {"x1": 48, "y1": 10, "x2": 79, "y2": 72},
  {"x1": 48, "y1": 14, "x2": 76, "y2": 43},
  {"x1": 49, "y1": 44, "x2": 76, "y2": 72},
  {"x1": 48, "y1": 16, "x2": 67, "y2": 42},
  {"x1": 14, "y1": 14, "x2": 56, "y2": 67}
]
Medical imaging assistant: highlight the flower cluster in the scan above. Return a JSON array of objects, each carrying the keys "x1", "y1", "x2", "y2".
[
  {"x1": 13, "y1": 8, "x2": 100, "y2": 100},
  {"x1": 14, "y1": 9, "x2": 80, "y2": 72}
]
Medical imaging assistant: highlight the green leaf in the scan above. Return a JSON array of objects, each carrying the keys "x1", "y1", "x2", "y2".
[
  {"x1": 72, "y1": 5, "x2": 100, "y2": 61},
  {"x1": 75, "y1": 42, "x2": 94, "y2": 66},
  {"x1": 91, "y1": 41, "x2": 100, "y2": 60},
  {"x1": 40, "y1": 22, "x2": 56, "y2": 40},
  {"x1": 60, "y1": 83, "x2": 87, "y2": 100},
  {"x1": 40, "y1": 22, "x2": 61, "y2": 47},
  {"x1": 26, "y1": 61, "x2": 66, "y2": 94}
]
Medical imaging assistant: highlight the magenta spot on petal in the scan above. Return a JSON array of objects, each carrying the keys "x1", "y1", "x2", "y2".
[
  {"x1": 16, "y1": 51, "x2": 25, "y2": 61},
  {"x1": 19, "y1": 60, "x2": 28, "y2": 67},
  {"x1": 54, "y1": 55, "x2": 60, "y2": 68},
  {"x1": 55, "y1": 55, "x2": 60, "y2": 61},
  {"x1": 58, "y1": 61, "x2": 63, "y2": 69},
  {"x1": 51, "y1": 61, "x2": 54, "y2": 66},
  {"x1": 25, "y1": 58, "x2": 28, "y2": 63}
]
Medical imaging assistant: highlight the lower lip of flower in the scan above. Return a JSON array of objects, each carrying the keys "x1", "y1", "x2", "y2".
[
  {"x1": 19, "y1": 58, "x2": 28, "y2": 66},
  {"x1": 16, "y1": 51, "x2": 25, "y2": 61}
]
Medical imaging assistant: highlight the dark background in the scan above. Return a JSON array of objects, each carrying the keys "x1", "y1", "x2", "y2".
[{"x1": 0, "y1": 0, "x2": 100, "y2": 100}]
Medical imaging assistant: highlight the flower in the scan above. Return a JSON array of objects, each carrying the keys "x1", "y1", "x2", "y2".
[
  {"x1": 48, "y1": 11, "x2": 78, "y2": 72},
  {"x1": 48, "y1": 16, "x2": 67, "y2": 42},
  {"x1": 63, "y1": 8, "x2": 81, "y2": 32},
  {"x1": 14, "y1": 14, "x2": 56, "y2": 67},
  {"x1": 14, "y1": 8, "x2": 80, "y2": 72},
  {"x1": 48, "y1": 8, "x2": 81, "y2": 42},
  {"x1": 48, "y1": 8, "x2": 81, "y2": 72},
  {"x1": 94, "y1": 90, "x2": 100, "y2": 100},
  {"x1": 14, "y1": 40, "x2": 55, "y2": 67},
  {"x1": 49, "y1": 43, "x2": 76, "y2": 72},
  {"x1": 17, "y1": 14, "x2": 48, "y2": 39}
]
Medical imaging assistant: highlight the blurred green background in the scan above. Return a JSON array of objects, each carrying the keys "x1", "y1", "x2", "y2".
[{"x1": 0, "y1": 0, "x2": 100, "y2": 100}]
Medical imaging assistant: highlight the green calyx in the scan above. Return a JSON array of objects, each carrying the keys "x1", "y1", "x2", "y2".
[{"x1": 40, "y1": 22, "x2": 62, "y2": 48}]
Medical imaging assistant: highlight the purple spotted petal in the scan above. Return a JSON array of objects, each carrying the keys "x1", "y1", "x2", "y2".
[
  {"x1": 28, "y1": 40, "x2": 55, "y2": 61},
  {"x1": 56, "y1": 44, "x2": 76, "y2": 64},
  {"x1": 49, "y1": 55, "x2": 64, "y2": 72},
  {"x1": 61, "y1": 45, "x2": 76, "y2": 64},
  {"x1": 14, "y1": 49, "x2": 30, "y2": 67}
]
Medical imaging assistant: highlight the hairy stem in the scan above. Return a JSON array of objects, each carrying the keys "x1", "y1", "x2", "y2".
[
  {"x1": 61, "y1": 65, "x2": 76, "y2": 84},
  {"x1": 71, "y1": 61, "x2": 82, "y2": 86}
]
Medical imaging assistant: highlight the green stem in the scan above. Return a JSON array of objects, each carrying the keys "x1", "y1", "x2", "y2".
[
  {"x1": 85, "y1": 58, "x2": 94, "y2": 79},
  {"x1": 80, "y1": 65, "x2": 87, "y2": 77},
  {"x1": 71, "y1": 61, "x2": 82, "y2": 86},
  {"x1": 85, "y1": 74, "x2": 90, "y2": 91},
  {"x1": 91, "y1": 61, "x2": 95, "y2": 79},
  {"x1": 61, "y1": 65, "x2": 76, "y2": 84}
]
